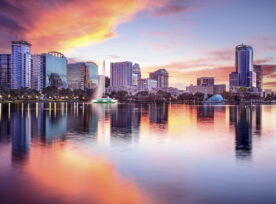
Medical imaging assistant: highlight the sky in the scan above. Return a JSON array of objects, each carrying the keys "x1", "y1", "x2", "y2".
[{"x1": 0, "y1": 0, "x2": 276, "y2": 90}]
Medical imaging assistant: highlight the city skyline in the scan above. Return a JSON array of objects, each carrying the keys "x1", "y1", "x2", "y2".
[{"x1": 0, "y1": 0, "x2": 275, "y2": 90}]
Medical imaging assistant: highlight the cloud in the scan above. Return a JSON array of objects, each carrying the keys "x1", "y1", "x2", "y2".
[
  {"x1": 0, "y1": 0, "x2": 148, "y2": 52},
  {"x1": 208, "y1": 49, "x2": 234, "y2": 61},
  {"x1": 251, "y1": 36, "x2": 276, "y2": 51},
  {"x1": 146, "y1": 0, "x2": 217, "y2": 17},
  {"x1": 263, "y1": 81, "x2": 276, "y2": 88},
  {"x1": 262, "y1": 65, "x2": 276, "y2": 76},
  {"x1": 150, "y1": 0, "x2": 190, "y2": 17}
]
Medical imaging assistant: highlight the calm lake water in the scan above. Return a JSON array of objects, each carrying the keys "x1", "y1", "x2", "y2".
[{"x1": 0, "y1": 103, "x2": 276, "y2": 204}]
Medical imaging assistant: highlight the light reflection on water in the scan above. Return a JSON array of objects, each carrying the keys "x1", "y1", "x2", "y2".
[{"x1": 0, "y1": 103, "x2": 276, "y2": 203}]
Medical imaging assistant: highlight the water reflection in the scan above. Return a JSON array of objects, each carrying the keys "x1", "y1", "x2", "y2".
[
  {"x1": 229, "y1": 105, "x2": 262, "y2": 160},
  {"x1": 197, "y1": 105, "x2": 214, "y2": 122},
  {"x1": 0, "y1": 103, "x2": 275, "y2": 204}
]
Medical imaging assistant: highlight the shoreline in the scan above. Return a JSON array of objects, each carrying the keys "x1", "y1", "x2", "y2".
[{"x1": 0, "y1": 100, "x2": 276, "y2": 105}]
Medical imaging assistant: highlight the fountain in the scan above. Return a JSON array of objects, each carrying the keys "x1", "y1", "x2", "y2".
[{"x1": 92, "y1": 61, "x2": 117, "y2": 104}]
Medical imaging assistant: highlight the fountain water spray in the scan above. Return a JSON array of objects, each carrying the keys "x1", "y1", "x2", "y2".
[{"x1": 92, "y1": 60, "x2": 117, "y2": 103}]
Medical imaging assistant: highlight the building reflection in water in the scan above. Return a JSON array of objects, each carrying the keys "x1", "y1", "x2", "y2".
[
  {"x1": 197, "y1": 105, "x2": 215, "y2": 122},
  {"x1": 11, "y1": 103, "x2": 31, "y2": 161},
  {"x1": 149, "y1": 103, "x2": 168, "y2": 124},
  {"x1": 229, "y1": 105, "x2": 262, "y2": 160},
  {"x1": 110, "y1": 104, "x2": 141, "y2": 140},
  {"x1": 92, "y1": 103, "x2": 110, "y2": 146},
  {"x1": 0, "y1": 103, "x2": 11, "y2": 143}
]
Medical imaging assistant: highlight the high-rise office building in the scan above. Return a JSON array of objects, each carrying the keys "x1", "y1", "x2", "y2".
[
  {"x1": 11, "y1": 40, "x2": 32, "y2": 89},
  {"x1": 86, "y1": 62, "x2": 98, "y2": 88},
  {"x1": 132, "y1": 63, "x2": 141, "y2": 87},
  {"x1": 44, "y1": 51, "x2": 67, "y2": 88},
  {"x1": 139, "y1": 78, "x2": 157, "y2": 92},
  {"x1": 253, "y1": 65, "x2": 263, "y2": 92},
  {"x1": 229, "y1": 72, "x2": 239, "y2": 91},
  {"x1": 149, "y1": 69, "x2": 169, "y2": 88},
  {"x1": 110, "y1": 61, "x2": 132, "y2": 88},
  {"x1": 0, "y1": 54, "x2": 11, "y2": 88},
  {"x1": 235, "y1": 44, "x2": 254, "y2": 87},
  {"x1": 68, "y1": 63, "x2": 88, "y2": 90},
  {"x1": 31, "y1": 51, "x2": 67, "y2": 90},
  {"x1": 68, "y1": 62, "x2": 98, "y2": 90},
  {"x1": 31, "y1": 54, "x2": 44, "y2": 91}
]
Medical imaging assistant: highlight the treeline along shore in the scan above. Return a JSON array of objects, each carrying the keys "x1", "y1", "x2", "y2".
[{"x1": 0, "y1": 86, "x2": 275, "y2": 104}]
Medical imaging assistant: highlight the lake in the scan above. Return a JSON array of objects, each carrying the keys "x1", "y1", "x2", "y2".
[{"x1": 0, "y1": 103, "x2": 276, "y2": 204}]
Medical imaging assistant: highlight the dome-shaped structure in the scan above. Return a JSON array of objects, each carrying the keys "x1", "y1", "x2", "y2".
[{"x1": 208, "y1": 94, "x2": 223, "y2": 102}]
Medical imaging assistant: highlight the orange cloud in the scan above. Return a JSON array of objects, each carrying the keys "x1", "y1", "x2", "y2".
[
  {"x1": 25, "y1": 0, "x2": 148, "y2": 52},
  {"x1": 0, "y1": 0, "x2": 149, "y2": 52}
]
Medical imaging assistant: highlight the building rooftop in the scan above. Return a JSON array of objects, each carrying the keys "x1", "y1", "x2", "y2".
[
  {"x1": 11, "y1": 40, "x2": 32, "y2": 46},
  {"x1": 48, "y1": 51, "x2": 65, "y2": 58},
  {"x1": 236, "y1": 44, "x2": 253, "y2": 50}
]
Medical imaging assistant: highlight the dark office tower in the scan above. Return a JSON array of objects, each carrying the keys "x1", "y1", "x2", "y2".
[
  {"x1": 229, "y1": 72, "x2": 239, "y2": 91},
  {"x1": 235, "y1": 44, "x2": 254, "y2": 88},
  {"x1": 149, "y1": 69, "x2": 169, "y2": 88},
  {"x1": 253, "y1": 65, "x2": 263, "y2": 92},
  {"x1": 0, "y1": 54, "x2": 11, "y2": 88}
]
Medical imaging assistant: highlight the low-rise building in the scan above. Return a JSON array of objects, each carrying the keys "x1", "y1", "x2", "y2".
[
  {"x1": 186, "y1": 77, "x2": 226, "y2": 95},
  {"x1": 139, "y1": 78, "x2": 157, "y2": 92}
]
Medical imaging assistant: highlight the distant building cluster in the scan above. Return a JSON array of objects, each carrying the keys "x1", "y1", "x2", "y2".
[
  {"x1": 108, "y1": 61, "x2": 171, "y2": 94},
  {"x1": 0, "y1": 40, "x2": 98, "y2": 92},
  {"x1": 185, "y1": 44, "x2": 267, "y2": 96},
  {"x1": 0, "y1": 40, "x2": 270, "y2": 97}
]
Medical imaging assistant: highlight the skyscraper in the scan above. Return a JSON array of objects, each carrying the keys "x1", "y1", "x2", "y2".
[
  {"x1": 253, "y1": 65, "x2": 263, "y2": 92},
  {"x1": 31, "y1": 54, "x2": 44, "y2": 91},
  {"x1": 44, "y1": 51, "x2": 67, "y2": 88},
  {"x1": 132, "y1": 63, "x2": 141, "y2": 87},
  {"x1": 149, "y1": 69, "x2": 169, "y2": 88},
  {"x1": 0, "y1": 54, "x2": 11, "y2": 88},
  {"x1": 110, "y1": 61, "x2": 132, "y2": 88},
  {"x1": 229, "y1": 72, "x2": 239, "y2": 91},
  {"x1": 235, "y1": 44, "x2": 254, "y2": 88},
  {"x1": 31, "y1": 51, "x2": 67, "y2": 90},
  {"x1": 67, "y1": 62, "x2": 98, "y2": 90},
  {"x1": 86, "y1": 62, "x2": 98, "y2": 88},
  {"x1": 11, "y1": 40, "x2": 32, "y2": 89}
]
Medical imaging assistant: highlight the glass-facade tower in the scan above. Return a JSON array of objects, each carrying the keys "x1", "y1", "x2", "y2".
[
  {"x1": 11, "y1": 40, "x2": 32, "y2": 89},
  {"x1": 31, "y1": 51, "x2": 67, "y2": 90},
  {"x1": 44, "y1": 52, "x2": 67, "y2": 88},
  {"x1": 235, "y1": 44, "x2": 253, "y2": 87},
  {"x1": 68, "y1": 62, "x2": 98, "y2": 90}
]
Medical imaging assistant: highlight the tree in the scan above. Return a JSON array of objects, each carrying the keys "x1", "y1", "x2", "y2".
[{"x1": 42, "y1": 86, "x2": 58, "y2": 98}]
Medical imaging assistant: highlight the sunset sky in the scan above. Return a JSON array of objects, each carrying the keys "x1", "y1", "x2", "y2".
[{"x1": 0, "y1": 0, "x2": 276, "y2": 90}]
